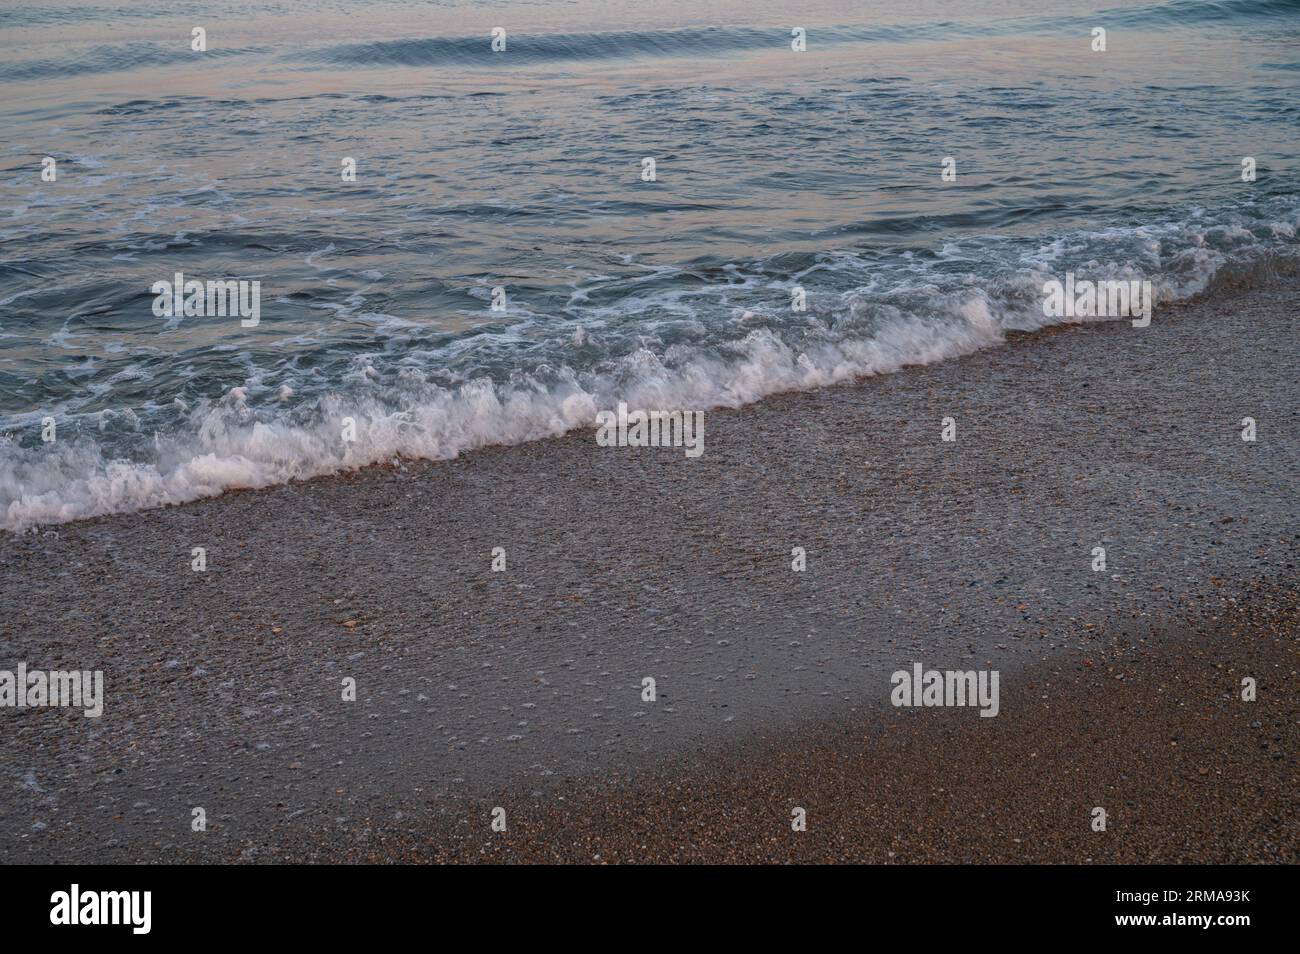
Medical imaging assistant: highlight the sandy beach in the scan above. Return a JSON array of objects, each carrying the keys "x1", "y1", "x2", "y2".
[{"x1": 1, "y1": 279, "x2": 1296, "y2": 864}]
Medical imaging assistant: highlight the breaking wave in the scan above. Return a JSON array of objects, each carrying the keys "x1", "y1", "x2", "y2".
[{"x1": 3, "y1": 195, "x2": 1297, "y2": 530}]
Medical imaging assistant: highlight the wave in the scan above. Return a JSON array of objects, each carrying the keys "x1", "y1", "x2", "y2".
[
  {"x1": 289, "y1": 24, "x2": 960, "y2": 70},
  {"x1": 0, "y1": 43, "x2": 266, "y2": 84},
  {"x1": 1113, "y1": 0, "x2": 1300, "y2": 26},
  {"x1": 287, "y1": 0, "x2": 1300, "y2": 71},
  {"x1": 3, "y1": 195, "x2": 1297, "y2": 531},
  {"x1": 7, "y1": 0, "x2": 1293, "y2": 83}
]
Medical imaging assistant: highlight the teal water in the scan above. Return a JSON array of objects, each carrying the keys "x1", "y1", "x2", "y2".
[{"x1": 1, "y1": 0, "x2": 1298, "y2": 527}]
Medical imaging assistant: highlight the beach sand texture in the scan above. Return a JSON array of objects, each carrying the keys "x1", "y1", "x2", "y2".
[{"x1": 1, "y1": 278, "x2": 1296, "y2": 863}]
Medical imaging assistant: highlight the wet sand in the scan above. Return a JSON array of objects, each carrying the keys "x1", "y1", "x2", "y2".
[
  {"x1": 300, "y1": 582, "x2": 1300, "y2": 863},
  {"x1": 1, "y1": 280, "x2": 1296, "y2": 863}
]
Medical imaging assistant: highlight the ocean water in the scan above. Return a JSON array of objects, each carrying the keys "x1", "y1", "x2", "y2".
[{"x1": 1, "y1": 0, "x2": 1298, "y2": 529}]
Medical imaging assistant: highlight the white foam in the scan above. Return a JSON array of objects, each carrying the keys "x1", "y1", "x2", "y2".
[
  {"x1": 3, "y1": 200, "x2": 1298, "y2": 531},
  {"x1": 0, "y1": 292, "x2": 1017, "y2": 530}
]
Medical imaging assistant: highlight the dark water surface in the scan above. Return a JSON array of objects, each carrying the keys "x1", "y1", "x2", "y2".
[{"x1": 1, "y1": 0, "x2": 1298, "y2": 527}]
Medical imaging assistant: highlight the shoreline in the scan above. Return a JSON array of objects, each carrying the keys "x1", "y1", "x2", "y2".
[
  {"x1": 1, "y1": 280, "x2": 1296, "y2": 863},
  {"x1": 6, "y1": 258, "x2": 1297, "y2": 536}
]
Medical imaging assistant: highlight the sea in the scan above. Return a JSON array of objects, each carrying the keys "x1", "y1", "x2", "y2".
[{"x1": 1, "y1": 0, "x2": 1298, "y2": 528}]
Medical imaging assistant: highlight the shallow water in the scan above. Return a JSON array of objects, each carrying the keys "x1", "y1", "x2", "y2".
[{"x1": 1, "y1": 0, "x2": 1298, "y2": 527}]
